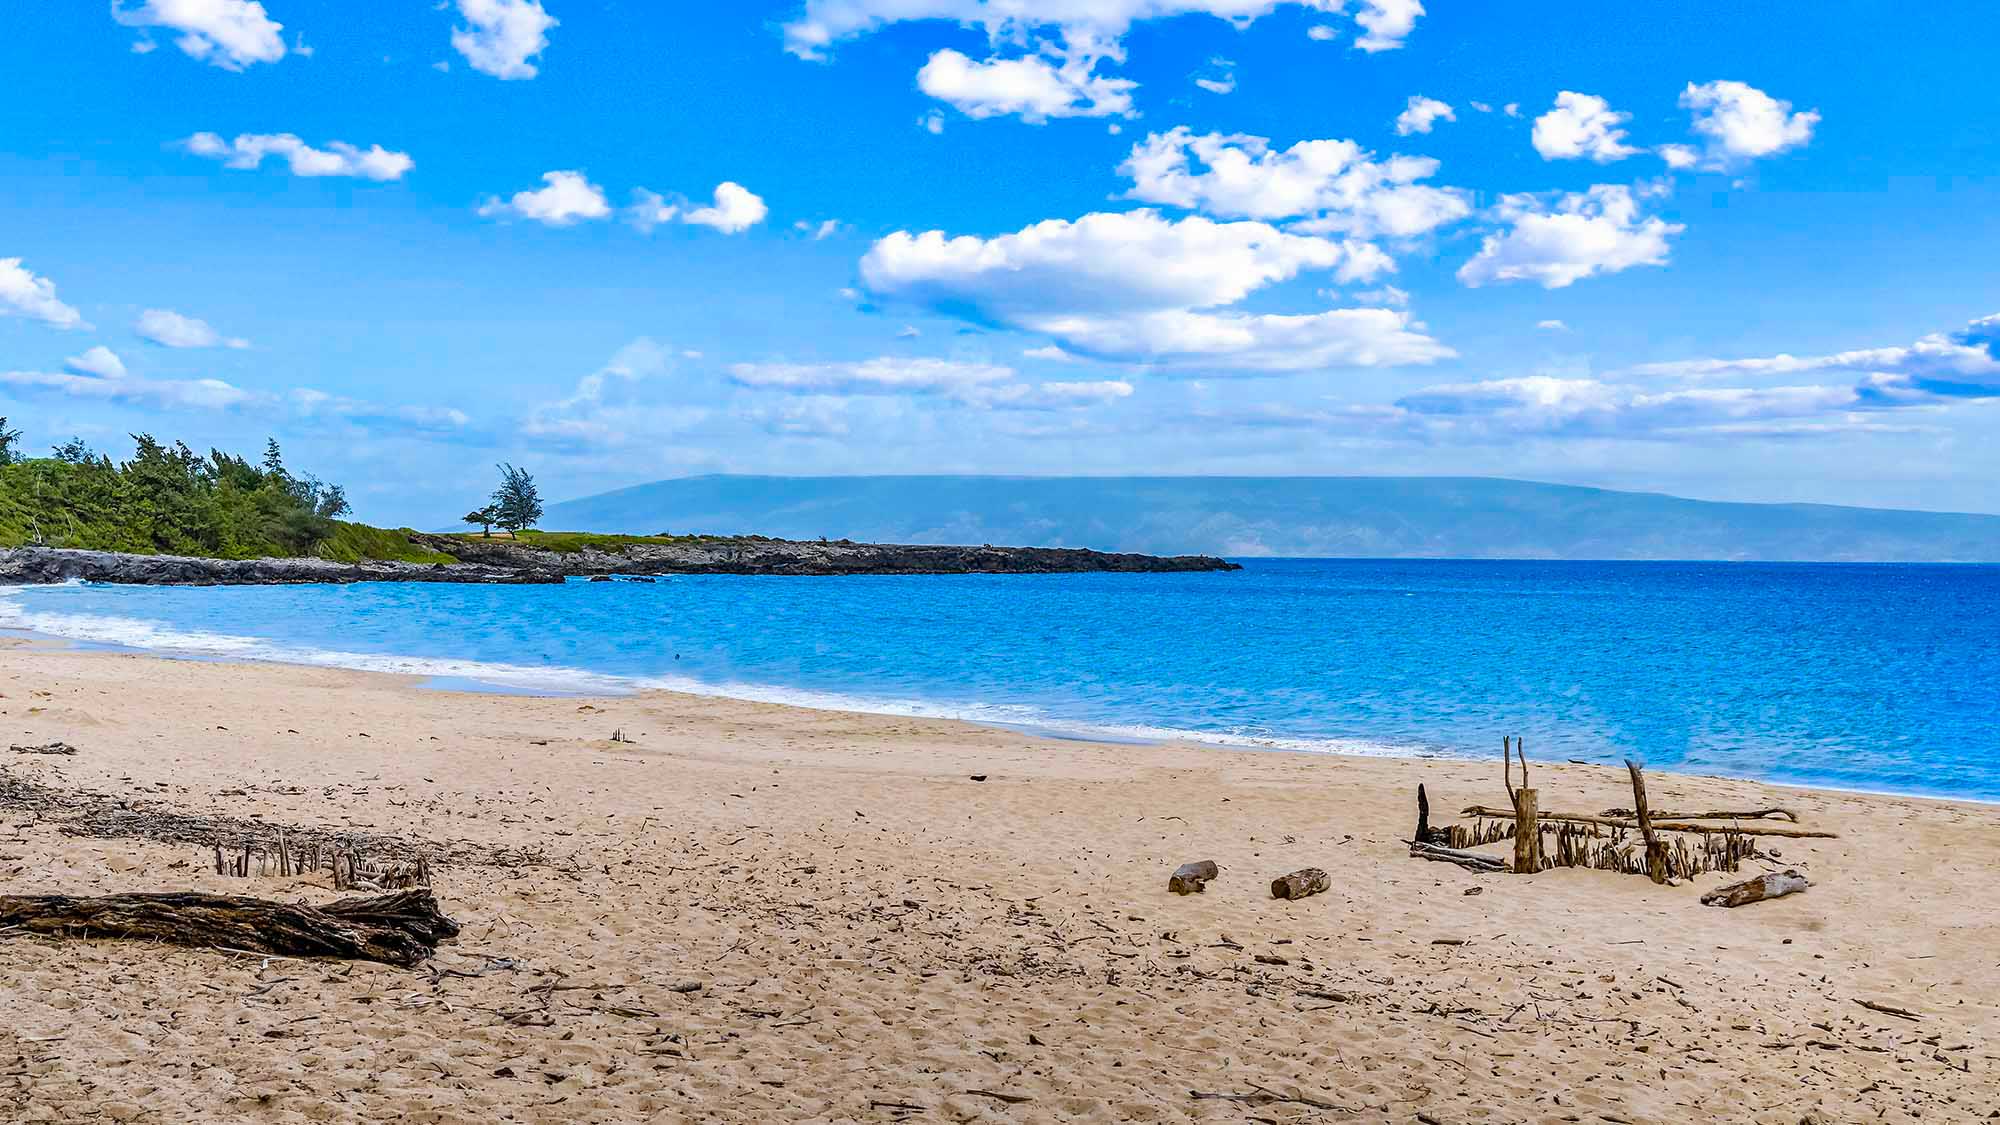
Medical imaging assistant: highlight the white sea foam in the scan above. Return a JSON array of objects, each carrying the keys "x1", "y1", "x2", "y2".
[{"x1": 0, "y1": 586, "x2": 1416, "y2": 758}]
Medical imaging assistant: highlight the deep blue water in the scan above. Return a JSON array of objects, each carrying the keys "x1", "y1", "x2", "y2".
[{"x1": 5, "y1": 560, "x2": 1996, "y2": 799}]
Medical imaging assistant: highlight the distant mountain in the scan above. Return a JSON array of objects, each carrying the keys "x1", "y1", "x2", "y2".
[{"x1": 532, "y1": 475, "x2": 2000, "y2": 562}]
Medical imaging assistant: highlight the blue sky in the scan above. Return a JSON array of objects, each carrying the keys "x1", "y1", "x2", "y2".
[{"x1": 2, "y1": 0, "x2": 1997, "y2": 526}]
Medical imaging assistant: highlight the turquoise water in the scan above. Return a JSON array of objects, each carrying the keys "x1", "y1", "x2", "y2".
[{"x1": 5, "y1": 560, "x2": 1996, "y2": 799}]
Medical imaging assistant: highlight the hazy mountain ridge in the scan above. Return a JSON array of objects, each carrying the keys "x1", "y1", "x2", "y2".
[{"x1": 536, "y1": 476, "x2": 2000, "y2": 563}]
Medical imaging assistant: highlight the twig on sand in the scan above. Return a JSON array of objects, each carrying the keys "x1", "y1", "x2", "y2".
[
  {"x1": 1854, "y1": 998, "x2": 1921, "y2": 1022},
  {"x1": 1189, "y1": 1084, "x2": 1346, "y2": 1112}
]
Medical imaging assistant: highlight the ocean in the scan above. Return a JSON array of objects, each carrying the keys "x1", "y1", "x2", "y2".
[{"x1": 5, "y1": 559, "x2": 1995, "y2": 800}]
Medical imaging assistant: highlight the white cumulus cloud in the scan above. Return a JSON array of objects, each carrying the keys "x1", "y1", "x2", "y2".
[
  {"x1": 918, "y1": 47, "x2": 1135, "y2": 121},
  {"x1": 451, "y1": 0, "x2": 557, "y2": 80},
  {"x1": 784, "y1": 2, "x2": 1422, "y2": 124},
  {"x1": 135, "y1": 308, "x2": 249, "y2": 349},
  {"x1": 64, "y1": 346, "x2": 128, "y2": 379},
  {"x1": 1394, "y1": 95, "x2": 1453, "y2": 136},
  {"x1": 1531, "y1": 92, "x2": 1638, "y2": 163},
  {"x1": 1457, "y1": 185, "x2": 1682, "y2": 289},
  {"x1": 1118, "y1": 127, "x2": 1470, "y2": 239},
  {"x1": 111, "y1": 0, "x2": 285, "y2": 70},
  {"x1": 1680, "y1": 80, "x2": 1818, "y2": 166},
  {"x1": 861, "y1": 209, "x2": 1449, "y2": 372},
  {"x1": 478, "y1": 170, "x2": 609, "y2": 226},
  {"x1": 684, "y1": 183, "x2": 769, "y2": 234},
  {"x1": 0, "y1": 259, "x2": 87, "y2": 330},
  {"x1": 783, "y1": 1, "x2": 1424, "y2": 58},
  {"x1": 183, "y1": 132, "x2": 414, "y2": 181},
  {"x1": 629, "y1": 184, "x2": 769, "y2": 234}
]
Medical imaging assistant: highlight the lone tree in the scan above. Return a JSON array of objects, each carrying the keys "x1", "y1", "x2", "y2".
[
  {"x1": 0, "y1": 417, "x2": 19, "y2": 466},
  {"x1": 490, "y1": 463, "x2": 543, "y2": 534},
  {"x1": 462, "y1": 504, "x2": 499, "y2": 537}
]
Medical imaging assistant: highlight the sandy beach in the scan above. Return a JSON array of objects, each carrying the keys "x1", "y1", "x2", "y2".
[{"x1": 2, "y1": 641, "x2": 1996, "y2": 1123}]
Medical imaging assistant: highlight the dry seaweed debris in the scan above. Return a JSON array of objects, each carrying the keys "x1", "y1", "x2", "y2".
[{"x1": 0, "y1": 761, "x2": 555, "y2": 876}]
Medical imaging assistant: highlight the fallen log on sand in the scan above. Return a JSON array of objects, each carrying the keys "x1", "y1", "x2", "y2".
[
  {"x1": 1168, "y1": 860, "x2": 1219, "y2": 895},
  {"x1": 1270, "y1": 868, "x2": 1330, "y2": 900},
  {"x1": 1409, "y1": 842, "x2": 1506, "y2": 873},
  {"x1": 1700, "y1": 870, "x2": 1808, "y2": 908},
  {"x1": 1456, "y1": 807, "x2": 1837, "y2": 839},
  {"x1": 0, "y1": 889, "x2": 459, "y2": 966},
  {"x1": 1600, "y1": 806, "x2": 1798, "y2": 823}
]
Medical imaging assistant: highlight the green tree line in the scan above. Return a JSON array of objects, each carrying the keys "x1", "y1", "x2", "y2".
[{"x1": 0, "y1": 420, "x2": 436, "y2": 562}]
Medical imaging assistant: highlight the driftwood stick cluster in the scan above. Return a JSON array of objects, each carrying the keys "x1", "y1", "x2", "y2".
[
  {"x1": 209, "y1": 831, "x2": 434, "y2": 890},
  {"x1": 1410, "y1": 738, "x2": 1834, "y2": 891},
  {"x1": 0, "y1": 889, "x2": 459, "y2": 966}
]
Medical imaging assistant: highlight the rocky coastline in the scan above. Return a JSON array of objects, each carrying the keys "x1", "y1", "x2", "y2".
[
  {"x1": 0, "y1": 538, "x2": 1239, "y2": 587},
  {"x1": 0, "y1": 547, "x2": 550, "y2": 587}
]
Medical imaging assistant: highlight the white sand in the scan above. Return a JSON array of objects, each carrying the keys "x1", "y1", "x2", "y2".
[{"x1": 2, "y1": 644, "x2": 1995, "y2": 1122}]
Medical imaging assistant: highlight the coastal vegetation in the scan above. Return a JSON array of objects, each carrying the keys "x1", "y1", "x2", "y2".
[
  {"x1": 488, "y1": 463, "x2": 544, "y2": 534},
  {"x1": 0, "y1": 428, "x2": 449, "y2": 564}
]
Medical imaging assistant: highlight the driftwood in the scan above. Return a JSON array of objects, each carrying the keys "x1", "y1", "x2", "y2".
[
  {"x1": 1270, "y1": 868, "x2": 1329, "y2": 900},
  {"x1": 1627, "y1": 760, "x2": 1668, "y2": 884},
  {"x1": 1601, "y1": 806, "x2": 1798, "y2": 823},
  {"x1": 1700, "y1": 870, "x2": 1808, "y2": 908},
  {"x1": 1513, "y1": 786, "x2": 1544, "y2": 874},
  {"x1": 1455, "y1": 807, "x2": 1836, "y2": 839},
  {"x1": 1168, "y1": 860, "x2": 1219, "y2": 895},
  {"x1": 1854, "y1": 998, "x2": 1921, "y2": 1022},
  {"x1": 0, "y1": 889, "x2": 459, "y2": 966},
  {"x1": 8, "y1": 742, "x2": 78, "y2": 756},
  {"x1": 1412, "y1": 784, "x2": 1453, "y2": 846},
  {"x1": 1409, "y1": 841, "x2": 1506, "y2": 873}
]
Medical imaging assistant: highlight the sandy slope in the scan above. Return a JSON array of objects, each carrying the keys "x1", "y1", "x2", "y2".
[{"x1": 1, "y1": 644, "x2": 1995, "y2": 1123}]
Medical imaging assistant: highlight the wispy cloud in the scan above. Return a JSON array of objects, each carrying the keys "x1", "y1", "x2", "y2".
[
  {"x1": 136, "y1": 308, "x2": 249, "y2": 350},
  {"x1": 184, "y1": 133, "x2": 414, "y2": 181}
]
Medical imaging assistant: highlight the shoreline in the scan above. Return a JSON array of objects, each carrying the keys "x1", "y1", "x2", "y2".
[
  {"x1": 8, "y1": 617, "x2": 1997, "y2": 810},
  {"x1": 2, "y1": 643, "x2": 1997, "y2": 1121}
]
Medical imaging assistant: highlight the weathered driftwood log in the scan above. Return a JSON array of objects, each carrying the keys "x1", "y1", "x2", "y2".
[
  {"x1": 0, "y1": 890, "x2": 459, "y2": 966},
  {"x1": 1600, "y1": 806, "x2": 1798, "y2": 823},
  {"x1": 1412, "y1": 784, "x2": 1453, "y2": 846},
  {"x1": 1168, "y1": 860, "x2": 1219, "y2": 895},
  {"x1": 1270, "y1": 868, "x2": 1330, "y2": 900},
  {"x1": 1455, "y1": 807, "x2": 1836, "y2": 839},
  {"x1": 1626, "y1": 761, "x2": 1669, "y2": 885},
  {"x1": 1512, "y1": 787, "x2": 1544, "y2": 874},
  {"x1": 1409, "y1": 842, "x2": 1506, "y2": 873},
  {"x1": 1700, "y1": 869, "x2": 1808, "y2": 907}
]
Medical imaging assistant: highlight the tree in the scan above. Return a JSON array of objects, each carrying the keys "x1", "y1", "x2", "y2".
[
  {"x1": 0, "y1": 418, "x2": 19, "y2": 466},
  {"x1": 462, "y1": 505, "x2": 499, "y2": 537},
  {"x1": 490, "y1": 463, "x2": 543, "y2": 534},
  {"x1": 262, "y1": 438, "x2": 285, "y2": 478},
  {"x1": 52, "y1": 437, "x2": 95, "y2": 465}
]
